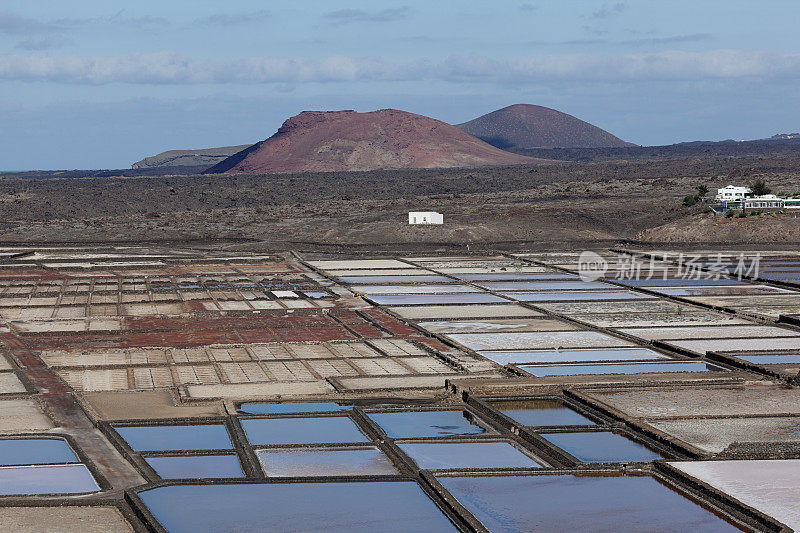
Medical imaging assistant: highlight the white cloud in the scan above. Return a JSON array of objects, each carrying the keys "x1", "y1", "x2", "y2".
[
  {"x1": 324, "y1": 7, "x2": 411, "y2": 24},
  {"x1": 1, "y1": 50, "x2": 799, "y2": 85}
]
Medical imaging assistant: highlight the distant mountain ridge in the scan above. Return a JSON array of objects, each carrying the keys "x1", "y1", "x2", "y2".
[
  {"x1": 204, "y1": 109, "x2": 538, "y2": 174},
  {"x1": 456, "y1": 104, "x2": 634, "y2": 150},
  {"x1": 131, "y1": 145, "x2": 251, "y2": 169}
]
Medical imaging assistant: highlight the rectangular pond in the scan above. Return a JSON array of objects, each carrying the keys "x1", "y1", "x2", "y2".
[
  {"x1": 257, "y1": 446, "x2": 397, "y2": 477},
  {"x1": 649, "y1": 286, "x2": 791, "y2": 297},
  {"x1": 488, "y1": 399, "x2": 596, "y2": 426},
  {"x1": 337, "y1": 275, "x2": 452, "y2": 284},
  {"x1": 351, "y1": 284, "x2": 477, "y2": 295},
  {"x1": 479, "y1": 347, "x2": 668, "y2": 365},
  {"x1": 237, "y1": 402, "x2": 352, "y2": 415},
  {"x1": 477, "y1": 280, "x2": 618, "y2": 291},
  {"x1": 506, "y1": 291, "x2": 651, "y2": 302},
  {"x1": 454, "y1": 273, "x2": 578, "y2": 281},
  {"x1": 0, "y1": 464, "x2": 99, "y2": 495},
  {"x1": 618, "y1": 325, "x2": 799, "y2": 341},
  {"x1": 137, "y1": 481, "x2": 457, "y2": 532},
  {"x1": 418, "y1": 319, "x2": 576, "y2": 334},
  {"x1": 114, "y1": 424, "x2": 232, "y2": 452},
  {"x1": 367, "y1": 294, "x2": 509, "y2": 306},
  {"x1": 369, "y1": 410, "x2": 492, "y2": 439},
  {"x1": 540, "y1": 431, "x2": 666, "y2": 462},
  {"x1": 389, "y1": 304, "x2": 542, "y2": 320},
  {"x1": 242, "y1": 416, "x2": 369, "y2": 446},
  {"x1": 0, "y1": 438, "x2": 79, "y2": 466},
  {"x1": 398, "y1": 441, "x2": 542, "y2": 469},
  {"x1": 670, "y1": 337, "x2": 800, "y2": 354},
  {"x1": 146, "y1": 455, "x2": 244, "y2": 479},
  {"x1": 448, "y1": 331, "x2": 633, "y2": 351},
  {"x1": 437, "y1": 474, "x2": 740, "y2": 532},
  {"x1": 617, "y1": 278, "x2": 749, "y2": 287},
  {"x1": 737, "y1": 354, "x2": 800, "y2": 364},
  {"x1": 519, "y1": 362, "x2": 726, "y2": 376}
]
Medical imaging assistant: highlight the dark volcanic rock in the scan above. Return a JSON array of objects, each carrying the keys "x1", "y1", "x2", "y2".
[{"x1": 456, "y1": 104, "x2": 634, "y2": 150}]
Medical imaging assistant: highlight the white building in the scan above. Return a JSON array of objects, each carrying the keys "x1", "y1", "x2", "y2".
[
  {"x1": 716, "y1": 185, "x2": 752, "y2": 201},
  {"x1": 408, "y1": 211, "x2": 443, "y2": 225},
  {"x1": 745, "y1": 194, "x2": 784, "y2": 209}
]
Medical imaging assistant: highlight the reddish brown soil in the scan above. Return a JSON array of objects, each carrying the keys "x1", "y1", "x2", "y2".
[
  {"x1": 205, "y1": 109, "x2": 537, "y2": 174},
  {"x1": 456, "y1": 103, "x2": 634, "y2": 150}
]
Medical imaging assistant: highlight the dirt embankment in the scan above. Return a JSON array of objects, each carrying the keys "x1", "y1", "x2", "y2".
[{"x1": 639, "y1": 212, "x2": 800, "y2": 244}]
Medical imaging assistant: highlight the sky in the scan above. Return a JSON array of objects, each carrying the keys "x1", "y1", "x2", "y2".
[{"x1": 1, "y1": 1, "x2": 800, "y2": 170}]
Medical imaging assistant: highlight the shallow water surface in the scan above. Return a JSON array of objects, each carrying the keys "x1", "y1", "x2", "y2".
[
  {"x1": 242, "y1": 416, "x2": 369, "y2": 445},
  {"x1": 489, "y1": 399, "x2": 596, "y2": 426},
  {"x1": 541, "y1": 431, "x2": 665, "y2": 462},
  {"x1": 138, "y1": 481, "x2": 457, "y2": 532},
  {"x1": 146, "y1": 455, "x2": 244, "y2": 479},
  {"x1": 519, "y1": 362, "x2": 725, "y2": 376},
  {"x1": 437, "y1": 474, "x2": 740, "y2": 532},
  {"x1": 369, "y1": 410, "x2": 491, "y2": 438},
  {"x1": 0, "y1": 438, "x2": 79, "y2": 466},
  {"x1": 257, "y1": 446, "x2": 397, "y2": 477},
  {"x1": 0, "y1": 464, "x2": 99, "y2": 495},
  {"x1": 738, "y1": 354, "x2": 800, "y2": 364},
  {"x1": 398, "y1": 441, "x2": 542, "y2": 469},
  {"x1": 114, "y1": 424, "x2": 232, "y2": 451},
  {"x1": 368, "y1": 293, "x2": 508, "y2": 306}
]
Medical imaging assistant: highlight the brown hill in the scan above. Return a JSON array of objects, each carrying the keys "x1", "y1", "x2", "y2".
[
  {"x1": 456, "y1": 104, "x2": 634, "y2": 150},
  {"x1": 132, "y1": 145, "x2": 251, "y2": 169},
  {"x1": 205, "y1": 109, "x2": 536, "y2": 174}
]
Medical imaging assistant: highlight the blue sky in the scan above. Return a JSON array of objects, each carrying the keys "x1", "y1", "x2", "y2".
[{"x1": 2, "y1": 1, "x2": 799, "y2": 169}]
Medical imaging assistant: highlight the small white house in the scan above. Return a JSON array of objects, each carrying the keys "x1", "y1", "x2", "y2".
[
  {"x1": 409, "y1": 211, "x2": 443, "y2": 225},
  {"x1": 716, "y1": 185, "x2": 752, "y2": 201}
]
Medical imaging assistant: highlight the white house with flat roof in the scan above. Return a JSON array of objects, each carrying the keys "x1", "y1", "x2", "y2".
[
  {"x1": 408, "y1": 211, "x2": 443, "y2": 225},
  {"x1": 716, "y1": 185, "x2": 752, "y2": 201},
  {"x1": 745, "y1": 194, "x2": 783, "y2": 209}
]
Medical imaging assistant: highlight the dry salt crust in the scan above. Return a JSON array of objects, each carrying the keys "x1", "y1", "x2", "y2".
[
  {"x1": 587, "y1": 385, "x2": 800, "y2": 418},
  {"x1": 307, "y1": 260, "x2": 413, "y2": 270},
  {"x1": 389, "y1": 304, "x2": 544, "y2": 320},
  {"x1": 0, "y1": 506, "x2": 133, "y2": 533},
  {"x1": 0, "y1": 399, "x2": 53, "y2": 433},
  {"x1": 616, "y1": 325, "x2": 800, "y2": 341},
  {"x1": 671, "y1": 460, "x2": 800, "y2": 530},
  {"x1": 475, "y1": 280, "x2": 620, "y2": 291},
  {"x1": 324, "y1": 269, "x2": 432, "y2": 276},
  {"x1": 446, "y1": 331, "x2": 633, "y2": 351},
  {"x1": 572, "y1": 313, "x2": 751, "y2": 328},
  {"x1": 535, "y1": 301, "x2": 703, "y2": 315},
  {"x1": 689, "y1": 295, "x2": 800, "y2": 307},
  {"x1": 668, "y1": 337, "x2": 800, "y2": 354},
  {"x1": 417, "y1": 319, "x2": 579, "y2": 334},
  {"x1": 0, "y1": 373, "x2": 27, "y2": 394},
  {"x1": 732, "y1": 306, "x2": 800, "y2": 318},
  {"x1": 649, "y1": 417, "x2": 800, "y2": 453},
  {"x1": 349, "y1": 285, "x2": 478, "y2": 295}
]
